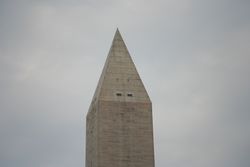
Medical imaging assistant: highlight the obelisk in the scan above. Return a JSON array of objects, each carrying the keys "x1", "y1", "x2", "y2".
[{"x1": 86, "y1": 29, "x2": 154, "y2": 167}]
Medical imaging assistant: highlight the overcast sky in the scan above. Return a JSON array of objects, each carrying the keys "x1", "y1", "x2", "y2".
[{"x1": 1, "y1": 0, "x2": 250, "y2": 167}]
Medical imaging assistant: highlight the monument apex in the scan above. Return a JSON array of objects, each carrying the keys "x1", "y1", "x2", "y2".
[{"x1": 86, "y1": 29, "x2": 155, "y2": 167}]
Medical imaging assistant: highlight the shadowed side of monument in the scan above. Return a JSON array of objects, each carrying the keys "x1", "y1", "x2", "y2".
[{"x1": 86, "y1": 29, "x2": 154, "y2": 167}]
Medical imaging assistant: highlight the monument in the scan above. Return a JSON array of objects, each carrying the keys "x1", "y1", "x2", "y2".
[{"x1": 86, "y1": 29, "x2": 155, "y2": 167}]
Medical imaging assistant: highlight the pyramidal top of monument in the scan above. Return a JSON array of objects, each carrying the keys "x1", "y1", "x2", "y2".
[{"x1": 92, "y1": 29, "x2": 150, "y2": 103}]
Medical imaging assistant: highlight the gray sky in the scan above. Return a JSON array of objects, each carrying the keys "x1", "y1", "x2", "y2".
[{"x1": 1, "y1": 0, "x2": 250, "y2": 167}]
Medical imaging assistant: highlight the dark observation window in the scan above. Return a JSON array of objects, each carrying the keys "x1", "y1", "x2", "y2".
[
  {"x1": 127, "y1": 93, "x2": 133, "y2": 97},
  {"x1": 116, "y1": 93, "x2": 122, "y2": 96}
]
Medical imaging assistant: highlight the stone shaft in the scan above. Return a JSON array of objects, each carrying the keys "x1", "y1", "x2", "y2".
[{"x1": 86, "y1": 29, "x2": 154, "y2": 167}]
